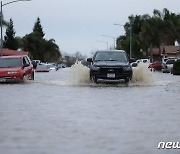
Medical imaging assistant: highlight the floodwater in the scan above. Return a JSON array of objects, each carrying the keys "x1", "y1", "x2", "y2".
[{"x1": 0, "y1": 63, "x2": 180, "y2": 154}]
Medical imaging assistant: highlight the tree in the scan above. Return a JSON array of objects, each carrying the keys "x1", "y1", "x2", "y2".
[
  {"x1": 155, "y1": 9, "x2": 176, "y2": 45},
  {"x1": 140, "y1": 17, "x2": 161, "y2": 61},
  {"x1": 43, "y1": 39, "x2": 61, "y2": 62},
  {"x1": 152, "y1": 8, "x2": 180, "y2": 45},
  {"x1": 22, "y1": 17, "x2": 61, "y2": 62},
  {"x1": 33, "y1": 17, "x2": 45, "y2": 38},
  {"x1": 116, "y1": 35, "x2": 128, "y2": 51},
  {"x1": 116, "y1": 8, "x2": 180, "y2": 60},
  {"x1": 117, "y1": 15, "x2": 144, "y2": 59},
  {"x1": 22, "y1": 32, "x2": 44, "y2": 60},
  {"x1": 3, "y1": 18, "x2": 18, "y2": 50}
]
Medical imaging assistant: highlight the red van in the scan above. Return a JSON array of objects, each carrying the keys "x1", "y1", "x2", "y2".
[{"x1": 0, "y1": 55, "x2": 34, "y2": 82}]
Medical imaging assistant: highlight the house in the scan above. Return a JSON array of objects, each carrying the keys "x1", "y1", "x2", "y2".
[
  {"x1": 143, "y1": 45, "x2": 180, "y2": 61},
  {"x1": 0, "y1": 48, "x2": 28, "y2": 56},
  {"x1": 160, "y1": 46, "x2": 180, "y2": 58}
]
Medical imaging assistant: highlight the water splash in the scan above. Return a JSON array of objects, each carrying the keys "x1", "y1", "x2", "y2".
[
  {"x1": 67, "y1": 61, "x2": 91, "y2": 85},
  {"x1": 131, "y1": 63, "x2": 154, "y2": 85},
  {"x1": 65, "y1": 61, "x2": 155, "y2": 86}
]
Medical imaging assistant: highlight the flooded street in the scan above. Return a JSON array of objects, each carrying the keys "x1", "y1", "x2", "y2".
[{"x1": 0, "y1": 65, "x2": 180, "y2": 154}]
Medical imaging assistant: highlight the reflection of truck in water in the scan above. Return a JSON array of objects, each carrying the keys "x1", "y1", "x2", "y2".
[{"x1": 87, "y1": 50, "x2": 132, "y2": 83}]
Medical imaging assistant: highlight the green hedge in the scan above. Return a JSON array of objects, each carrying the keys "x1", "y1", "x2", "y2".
[{"x1": 173, "y1": 60, "x2": 180, "y2": 75}]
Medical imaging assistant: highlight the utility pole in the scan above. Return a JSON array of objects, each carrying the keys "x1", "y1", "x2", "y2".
[
  {"x1": 129, "y1": 23, "x2": 132, "y2": 58},
  {"x1": 0, "y1": 1, "x2": 3, "y2": 56}
]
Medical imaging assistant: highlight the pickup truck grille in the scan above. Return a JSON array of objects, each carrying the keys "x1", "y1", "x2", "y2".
[{"x1": 100, "y1": 67, "x2": 123, "y2": 74}]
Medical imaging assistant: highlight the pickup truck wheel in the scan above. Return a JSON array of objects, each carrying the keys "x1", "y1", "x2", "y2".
[
  {"x1": 91, "y1": 76, "x2": 97, "y2": 84},
  {"x1": 125, "y1": 78, "x2": 129, "y2": 83},
  {"x1": 22, "y1": 74, "x2": 26, "y2": 82}
]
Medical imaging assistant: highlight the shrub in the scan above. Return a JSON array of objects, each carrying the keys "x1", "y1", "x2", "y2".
[{"x1": 173, "y1": 60, "x2": 180, "y2": 75}]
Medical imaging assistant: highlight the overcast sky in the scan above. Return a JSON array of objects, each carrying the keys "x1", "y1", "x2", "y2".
[{"x1": 3, "y1": 0, "x2": 180, "y2": 56}]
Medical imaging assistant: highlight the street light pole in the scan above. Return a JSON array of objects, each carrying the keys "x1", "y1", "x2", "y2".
[
  {"x1": 129, "y1": 23, "x2": 132, "y2": 58},
  {"x1": 0, "y1": 1, "x2": 3, "y2": 56},
  {"x1": 101, "y1": 35, "x2": 116, "y2": 49},
  {"x1": 0, "y1": 0, "x2": 31, "y2": 56}
]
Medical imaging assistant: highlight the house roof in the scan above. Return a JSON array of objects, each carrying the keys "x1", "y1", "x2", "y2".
[
  {"x1": 160, "y1": 46, "x2": 179, "y2": 54},
  {"x1": 152, "y1": 46, "x2": 180, "y2": 55},
  {"x1": 0, "y1": 48, "x2": 28, "y2": 56}
]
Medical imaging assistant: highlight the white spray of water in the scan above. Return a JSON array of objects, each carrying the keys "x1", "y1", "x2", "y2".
[
  {"x1": 131, "y1": 63, "x2": 154, "y2": 85},
  {"x1": 67, "y1": 61, "x2": 91, "y2": 85}
]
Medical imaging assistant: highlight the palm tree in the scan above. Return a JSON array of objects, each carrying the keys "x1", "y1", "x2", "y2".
[
  {"x1": 153, "y1": 8, "x2": 179, "y2": 45},
  {"x1": 43, "y1": 39, "x2": 61, "y2": 62},
  {"x1": 140, "y1": 17, "x2": 161, "y2": 62}
]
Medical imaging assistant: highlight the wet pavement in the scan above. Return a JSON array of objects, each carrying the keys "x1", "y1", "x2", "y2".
[{"x1": 0, "y1": 66, "x2": 180, "y2": 154}]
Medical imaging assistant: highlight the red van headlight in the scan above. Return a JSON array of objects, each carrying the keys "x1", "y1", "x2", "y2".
[{"x1": 7, "y1": 71, "x2": 20, "y2": 75}]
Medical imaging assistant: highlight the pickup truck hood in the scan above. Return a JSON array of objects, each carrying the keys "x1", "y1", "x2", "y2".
[{"x1": 93, "y1": 61, "x2": 130, "y2": 67}]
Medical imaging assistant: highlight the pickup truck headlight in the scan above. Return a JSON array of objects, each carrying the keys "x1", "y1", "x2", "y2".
[
  {"x1": 123, "y1": 66, "x2": 132, "y2": 71},
  {"x1": 90, "y1": 65, "x2": 100, "y2": 71}
]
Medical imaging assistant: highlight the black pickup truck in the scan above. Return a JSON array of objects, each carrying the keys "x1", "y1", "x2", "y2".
[{"x1": 87, "y1": 50, "x2": 133, "y2": 83}]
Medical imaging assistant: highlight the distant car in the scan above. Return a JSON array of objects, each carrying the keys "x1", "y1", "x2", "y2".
[
  {"x1": 148, "y1": 61, "x2": 162, "y2": 70},
  {"x1": 87, "y1": 50, "x2": 132, "y2": 83},
  {"x1": 58, "y1": 63, "x2": 66, "y2": 68},
  {"x1": 46, "y1": 63, "x2": 58, "y2": 71},
  {"x1": 162, "y1": 59, "x2": 176, "y2": 73},
  {"x1": 32, "y1": 60, "x2": 41, "y2": 64},
  {"x1": 162, "y1": 58, "x2": 169, "y2": 63},
  {"x1": 35, "y1": 63, "x2": 50, "y2": 72},
  {"x1": 130, "y1": 62, "x2": 138, "y2": 68},
  {"x1": 136, "y1": 59, "x2": 150, "y2": 64},
  {"x1": 0, "y1": 55, "x2": 34, "y2": 82}
]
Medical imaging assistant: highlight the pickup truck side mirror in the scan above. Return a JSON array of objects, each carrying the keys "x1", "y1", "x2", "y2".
[
  {"x1": 31, "y1": 61, "x2": 37, "y2": 69},
  {"x1": 23, "y1": 63, "x2": 30, "y2": 67},
  {"x1": 87, "y1": 58, "x2": 93, "y2": 62}
]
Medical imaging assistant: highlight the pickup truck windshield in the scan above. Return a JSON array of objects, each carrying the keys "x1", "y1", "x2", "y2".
[
  {"x1": 94, "y1": 51, "x2": 128, "y2": 62},
  {"x1": 0, "y1": 58, "x2": 21, "y2": 68}
]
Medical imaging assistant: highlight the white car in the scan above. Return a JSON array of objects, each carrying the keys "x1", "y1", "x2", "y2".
[
  {"x1": 136, "y1": 59, "x2": 150, "y2": 64},
  {"x1": 162, "y1": 59, "x2": 176, "y2": 73},
  {"x1": 47, "y1": 63, "x2": 58, "y2": 71},
  {"x1": 130, "y1": 62, "x2": 138, "y2": 68},
  {"x1": 162, "y1": 57, "x2": 176, "y2": 63}
]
